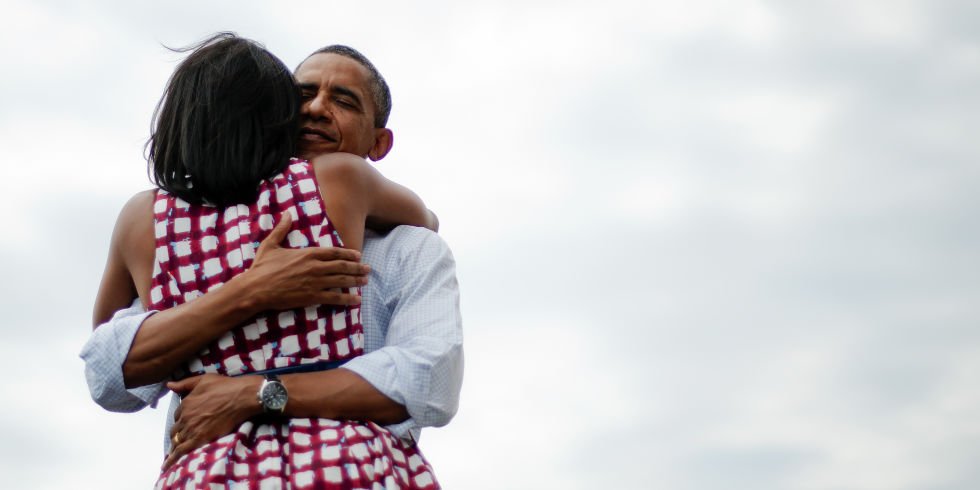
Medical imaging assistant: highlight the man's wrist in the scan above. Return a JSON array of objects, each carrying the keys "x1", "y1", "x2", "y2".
[{"x1": 238, "y1": 375, "x2": 266, "y2": 419}]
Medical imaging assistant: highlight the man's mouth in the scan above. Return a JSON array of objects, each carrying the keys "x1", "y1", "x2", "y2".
[{"x1": 299, "y1": 127, "x2": 337, "y2": 143}]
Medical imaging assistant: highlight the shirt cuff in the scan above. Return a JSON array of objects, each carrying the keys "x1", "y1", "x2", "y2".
[
  {"x1": 341, "y1": 351, "x2": 422, "y2": 442},
  {"x1": 80, "y1": 303, "x2": 167, "y2": 411}
]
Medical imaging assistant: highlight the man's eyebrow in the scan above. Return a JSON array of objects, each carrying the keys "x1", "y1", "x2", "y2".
[
  {"x1": 297, "y1": 82, "x2": 318, "y2": 91},
  {"x1": 332, "y1": 86, "x2": 362, "y2": 106}
]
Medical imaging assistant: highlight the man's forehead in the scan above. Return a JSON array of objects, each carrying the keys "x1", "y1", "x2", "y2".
[{"x1": 295, "y1": 53, "x2": 370, "y2": 90}]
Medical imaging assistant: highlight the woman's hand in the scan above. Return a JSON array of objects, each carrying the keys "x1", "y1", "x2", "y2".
[
  {"x1": 241, "y1": 213, "x2": 370, "y2": 311},
  {"x1": 162, "y1": 374, "x2": 263, "y2": 471}
]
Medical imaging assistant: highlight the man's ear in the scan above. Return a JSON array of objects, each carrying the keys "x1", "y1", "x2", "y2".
[{"x1": 367, "y1": 128, "x2": 393, "y2": 162}]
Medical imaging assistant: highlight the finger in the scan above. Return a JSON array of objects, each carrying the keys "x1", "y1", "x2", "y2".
[
  {"x1": 170, "y1": 413, "x2": 186, "y2": 438},
  {"x1": 311, "y1": 260, "x2": 371, "y2": 276},
  {"x1": 310, "y1": 274, "x2": 368, "y2": 290},
  {"x1": 163, "y1": 440, "x2": 193, "y2": 470},
  {"x1": 305, "y1": 246, "x2": 361, "y2": 262},
  {"x1": 314, "y1": 291, "x2": 362, "y2": 306},
  {"x1": 164, "y1": 427, "x2": 212, "y2": 469},
  {"x1": 164, "y1": 426, "x2": 200, "y2": 468},
  {"x1": 257, "y1": 212, "x2": 293, "y2": 255},
  {"x1": 167, "y1": 375, "x2": 203, "y2": 396}
]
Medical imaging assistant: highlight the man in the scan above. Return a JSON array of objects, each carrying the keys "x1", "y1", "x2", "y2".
[{"x1": 81, "y1": 45, "x2": 463, "y2": 472}]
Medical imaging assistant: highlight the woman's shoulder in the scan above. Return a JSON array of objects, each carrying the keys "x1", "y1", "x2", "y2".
[
  {"x1": 308, "y1": 152, "x2": 371, "y2": 183},
  {"x1": 127, "y1": 188, "x2": 157, "y2": 204},
  {"x1": 307, "y1": 152, "x2": 368, "y2": 166},
  {"x1": 284, "y1": 155, "x2": 369, "y2": 198},
  {"x1": 118, "y1": 190, "x2": 156, "y2": 223},
  {"x1": 112, "y1": 189, "x2": 157, "y2": 246}
]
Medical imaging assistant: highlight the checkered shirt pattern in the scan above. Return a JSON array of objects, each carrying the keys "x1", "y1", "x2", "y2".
[{"x1": 149, "y1": 159, "x2": 363, "y2": 378}]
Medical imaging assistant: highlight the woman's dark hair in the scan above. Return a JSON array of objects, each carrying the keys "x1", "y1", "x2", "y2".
[{"x1": 148, "y1": 32, "x2": 300, "y2": 207}]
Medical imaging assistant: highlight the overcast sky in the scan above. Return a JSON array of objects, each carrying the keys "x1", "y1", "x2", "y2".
[{"x1": 2, "y1": 1, "x2": 979, "y2": 489}]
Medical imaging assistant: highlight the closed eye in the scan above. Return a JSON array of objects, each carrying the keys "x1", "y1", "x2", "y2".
[
  {"x1": 297, "y1": 83, "x2": 318, "y2": 100},
  {"x1": 331, "y1": 86, "x2": 363, "y2": 111}
]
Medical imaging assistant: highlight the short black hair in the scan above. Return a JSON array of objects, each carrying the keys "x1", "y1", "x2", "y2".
[
  {"x1": 308, "y1": 45, "x2": 391, "y2": 128},
  {"x1": 148, "y1": 32, "x2": 300, "y2": 207}
]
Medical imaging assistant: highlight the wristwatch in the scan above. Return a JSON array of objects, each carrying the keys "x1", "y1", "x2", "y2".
[{"x1": 257, "y1": 374, "x2": 288, "y2": 414}]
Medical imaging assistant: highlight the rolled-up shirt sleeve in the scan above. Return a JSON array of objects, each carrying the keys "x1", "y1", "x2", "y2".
[
  {"x1": 80, "y1": 300, "x2": 168, "y2": 412},
  {"x1": 342, "y1": 228, "x2": 464, "y2": 442}
]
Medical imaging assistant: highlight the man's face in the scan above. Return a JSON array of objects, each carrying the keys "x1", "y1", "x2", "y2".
[{"x1": 294, "y1": 53, "x2": 383, "y2": 160}]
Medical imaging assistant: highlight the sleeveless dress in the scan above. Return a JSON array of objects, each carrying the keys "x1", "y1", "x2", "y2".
[{"x1": 150, "y1": 160, "x2": 439, "y2": 489}]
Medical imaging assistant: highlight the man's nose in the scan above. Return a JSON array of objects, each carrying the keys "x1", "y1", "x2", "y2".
[{"x1": 303, "y1": 94, "x2": 333, "y2": 121}]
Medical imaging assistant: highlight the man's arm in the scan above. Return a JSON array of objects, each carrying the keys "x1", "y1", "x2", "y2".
[
  {"x1": 281, "y1": 227, "x2": 463, "y2": 435},
  {"x1": 280, "y1": 226, "x2": 462, "y2": 438},
  {"x1": 340, "y1": 227, "x2": 463, "y2": 439}
]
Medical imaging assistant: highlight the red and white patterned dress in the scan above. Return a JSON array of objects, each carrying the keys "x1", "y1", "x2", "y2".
[{"x1": 151, "y1": 160, "x2": 438, "y2": 489}]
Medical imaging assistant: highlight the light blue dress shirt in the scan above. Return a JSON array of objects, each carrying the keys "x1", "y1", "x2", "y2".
[{"x1": 81, "y1": 226, "x2": 463, "y2": 453}]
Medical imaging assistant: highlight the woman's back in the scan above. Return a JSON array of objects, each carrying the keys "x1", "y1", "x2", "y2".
[{"x1": 151, "y1": 159, "x2": 362, "y2": 378}]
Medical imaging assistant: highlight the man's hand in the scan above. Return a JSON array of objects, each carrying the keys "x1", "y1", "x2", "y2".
[
  {"x1": 162, "y1": 374, "x2": 263, "y2": 470},
  {"x1": 243, "y1": 213, "x2": 370, "y2": 311}
]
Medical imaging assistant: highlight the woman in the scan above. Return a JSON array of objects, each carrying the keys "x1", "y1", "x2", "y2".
[{"x1": 94, "y1": 33, "x2": 440, "y2": 489}]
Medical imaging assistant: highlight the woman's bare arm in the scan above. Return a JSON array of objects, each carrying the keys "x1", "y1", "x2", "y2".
[
  {"x1": 312, "y1": 153, "x2": 438, "y2": 252},
  {"x1": 92, "y1": 190, "x2": 156, "y2": 327}
]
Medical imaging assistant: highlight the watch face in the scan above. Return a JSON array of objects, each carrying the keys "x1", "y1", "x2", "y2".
[{"x1": 262, "y1": 381, "x2": 288, "y2": 411}]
